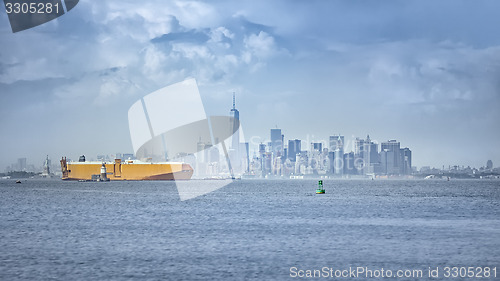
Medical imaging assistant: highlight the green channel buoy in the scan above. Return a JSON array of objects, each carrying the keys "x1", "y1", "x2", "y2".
[{"x1": 316, "y1": 180, "x2": 325, "y2": 194}]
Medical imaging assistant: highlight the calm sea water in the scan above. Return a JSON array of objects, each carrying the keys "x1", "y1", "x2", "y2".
[{"x1": 0, "y1": 179, "x2": 499, "y2": 280}]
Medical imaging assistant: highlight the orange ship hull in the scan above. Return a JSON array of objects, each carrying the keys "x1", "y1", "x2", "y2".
[{"x1": 60, "y1": 158, "x2": 193, "y2": 181}]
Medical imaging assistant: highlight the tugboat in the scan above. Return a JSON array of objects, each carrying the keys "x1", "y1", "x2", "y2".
[{"x1": 316, "y1": 180, "x2": 325, "y2": 194}]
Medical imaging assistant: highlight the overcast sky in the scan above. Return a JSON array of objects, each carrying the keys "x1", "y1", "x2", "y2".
[{"x1": 1, "y1": 0, "x2": 499, "y2": 170}]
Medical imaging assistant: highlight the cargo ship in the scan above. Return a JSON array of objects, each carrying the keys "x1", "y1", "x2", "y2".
[{"x1": 60, "y1": 156, "x2": 193, "y2": 181}]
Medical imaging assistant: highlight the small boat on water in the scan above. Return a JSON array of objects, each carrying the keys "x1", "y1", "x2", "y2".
[
  {"x1": 15, "y1": 180, "x2": 21, "y2": 184},
  {"x1": 316, "y1": 180, "x2": 325, "y2": 194}
]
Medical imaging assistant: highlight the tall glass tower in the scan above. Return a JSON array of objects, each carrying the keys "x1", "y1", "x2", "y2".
[
  {"x1": 270, "y1": 128, "x2": 283, "y2": 157},
  {"x1": 229, "y1": 93, "x2": 240, "y2": 150}
]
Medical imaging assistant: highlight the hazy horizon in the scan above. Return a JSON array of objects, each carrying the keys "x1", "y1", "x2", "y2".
[{"x1": 1, "y1": 0, "x2": 499, "y2": 171}]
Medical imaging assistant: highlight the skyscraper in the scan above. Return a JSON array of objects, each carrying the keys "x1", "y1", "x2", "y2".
[
  {"x1": 227, "y1": 93, "x2": 250, "y2": 175},
  {"x1": 259, "y1": 143, "x2": 266, "y2": 154},
  {"x1": 367, "y1": 136, "x2": 379, "y2": 165},
  {"x1": 241, "y1": 142, "x2": 250, "y2": 172},
  {"x1": 380, "y1": 140, "x2": 401, "y2": 175},
  {"x1": 229, "y1": 93, "x2": 239, "y2": 150},
  {"x1": 329, "y1": 135, "x2": 344, "y2": 152},
  {"x1": 17, "y1": 158, "x2": 27, "y2": 171},
  {"x1": 355, "y1": 137, "x2": 365, "y2": 158},
  {"x1": 400, "y1": 148, "x2": 412, "y2": 175},
  {"x1": 270, "y1": 128, "x2": 283, "y2": 157},
  {"x1": 329, "y1": 135, "x2": 344, "y2": 176},
  {"x1": 311, "y1": 142, "x2": 323, "y2": 152},
  {"x1": 362, "y1": 135, "x2": 379, "y2": 174},
  {"x1": 288, "y1": 139, "x2": 301, "y2": 161},
  {"x1": 343, "y1": 152, "x2": 356, "y2": 175}
]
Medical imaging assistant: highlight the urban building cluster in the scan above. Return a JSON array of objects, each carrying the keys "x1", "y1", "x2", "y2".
[
  {"x1": 190, "y1": 95, "x2": 496, "y2": 179},
  {"x1": 248, "y1": 130, "x2": 412, "y2": 178},
  {"x1": 191, "y1": 95, "x2": 414, "y2": 178},
  {"x1": 419, "y1": 161, "x2": 499, "y2": 179},
  {"x1": 5, "y1": 157, "x2": 32, "y2": 172}
]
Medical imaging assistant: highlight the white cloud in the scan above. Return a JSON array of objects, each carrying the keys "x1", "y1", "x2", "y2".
[
  {"x1": 355, "y1": 41, "x2": 500, "y2": 108},
  {"x1": 171, "y1": 43, "x2": 213, "y2": 60},
  {"x1": 142, "y1": 44, "x2": 168, "y2": 82},
  {"x1": 173, "y1": 1, "x2": 219, "y2": 29},
  {"x1": 244, "y1": 31, "x2": 278, "y2": 59},
  {"x1": 95, "y1": 76, "x2": 142, "y2": 106},
  {"x1": 209, "y1": 26, "x2": 234, "y2": 42}
]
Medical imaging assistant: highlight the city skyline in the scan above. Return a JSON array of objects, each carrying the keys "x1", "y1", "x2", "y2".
[
  {"x1": 3, "y1": 93, "x2": 497, "y2": 175},
  {"x1": 1, "y1": 1, "x2": 499, "y2": 170}
]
